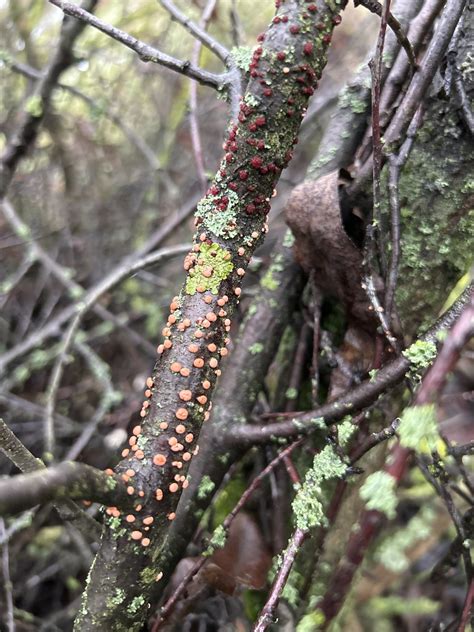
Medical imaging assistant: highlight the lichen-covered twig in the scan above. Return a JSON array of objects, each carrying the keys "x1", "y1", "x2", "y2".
[
  {"x1": 73, "y1": 3, "x2": 348, "y2": 628},
  {"x1": 227, "y1": 282, "x2": 473, "y2": 444},
  {"x1": 314, "y1": 284, "x2": 473, "y2": 628}
]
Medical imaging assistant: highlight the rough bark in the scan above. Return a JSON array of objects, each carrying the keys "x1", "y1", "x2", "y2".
[{"x1": 74, "y1": 2, "x2": 348, "y2": 629}]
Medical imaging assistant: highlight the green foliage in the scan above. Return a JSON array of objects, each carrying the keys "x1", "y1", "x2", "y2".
[
  {"x1": 185, "y1": 243, "x2": 234, "y2": 295},
  {"x1": 398, "y1": 404, "x2": 443, "y2": 455},
  {"x1": 360, "y1": 471, "x2": 397, "y2": 519},
  {"x1": 296, "y1": 611, "x2": 326, "y2": 631},
  {"x1": 292, "y1": 446, "x2": 347, "y2": 531},
  {"x1": 204, "y1": 524, "x2": 227, "y2": 556},
  {"x1": 367, "y1": 595, "x2": 439, "y2": 617}
]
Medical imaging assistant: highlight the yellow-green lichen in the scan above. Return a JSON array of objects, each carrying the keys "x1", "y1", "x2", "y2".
[
  {"x1": 292, "y1": 446, "x2": 347, "y2": 532},
  {"x1": 204, "y1": 524, "x2": 227, "y2": 556},
  {"x1": 197, "y1": 474, "x2": 215, "y2": 500},
  {"x1": 185, "y1": 243, "x2": 234, "y2": 295},
  {"x1": 402, "y1": 340, "x2": 437, "y2": 379},
  {"x1": 359, "y1": 471, "x2": 397, "y2": 519},
  {"x1": 398, "y1": 404, "x2": 444, "y2": 456}
]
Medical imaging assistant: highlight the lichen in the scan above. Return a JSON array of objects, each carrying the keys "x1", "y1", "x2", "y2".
[
  {"x1": 292, "y1": 446, "x2": 347, "y2": 531},
  {"x1": 283, "y1": 229, "x2": 295, "y2": 248},
  {"x1": 128, "y1": 595, "x2": 145, "y2": 614},
  {"x1": 185, "y1": 243, "x2": 234, "y2": 295},
  {"x1": 338, "y1": 417, "x2": 356, "y2": 447},
  {"x1": 249, "y1": 342, "x2": 264, "y2": 354},
  {"x1": 230, "y1": 46, "x2": 253, "y2": 72},
  {"x1": 197, "y1": 474, "x2": 216, "y2": 500},
  {"x1": 398, "y1": 404, "x2": 444, "y2": 456},
  {"x1": 107, "y1": 588, "x2": 126, "y2": 608},
  {"x1": 296, "y1": 611, "x2": 326, "y2": 631},
  {"x1": 374, "y1": 505, "x2": 435, "y2": 572},
  {"x1": 359, "y1": 471, "x2": 398, "y2": 519},
  {"x1": 402, "y1": 340, "x2": 437, "y2": 379},
  {"x1": 204, "y1": 524, "x2": 227, "y2": 556},
  {"x1": 195, "y1": 189, "x2": 240, "y2": 239}
]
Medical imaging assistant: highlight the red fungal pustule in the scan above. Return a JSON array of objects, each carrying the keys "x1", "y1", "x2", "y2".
[
  {"x1": 255, "y1": 115, "x2": 266, "y2": 127},
  {"x1": 239, "y1": 169, "x2": 249, "y2": 181},
  {"x1": 303, "y1": 42, "x2": 314, "y2": 56},
  {"x1": 307, "y1": 3, "x2": 317, "y2": 12},
  {"x1": 250, "y1": 156, "x2": 263, "y2": 169},
  {"x1": 263, "y1": 87, "x2": 273, "y2": 97},
  {"x1": 290, "y1": 24, "x2": 300, "y2": 34},
  {"x1": 277, "y1": 52, "x2": 286, "y2": 63}
]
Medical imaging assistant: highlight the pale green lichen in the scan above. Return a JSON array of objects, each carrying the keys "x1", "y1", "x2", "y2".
[
  {"x1": 296, "y1": 611, "x2": 326, "y2": 631},
  {"x1": 197, "y1": 474, "x2": 215, "y2": 500},
  {"x1": 338, "y1": 417, "x2": 356, "y2": 447},
  {"x1": 286, "y1": 387, "x2": 298, "y2": 400},
  {"x1": 402, "y1": 340, "x2": 437, "y2": 379},
  {"x1": 24, "y1": 94, "x2": 43, "y2": 117},
  {"x1": 204, "y1": 524, "x2": 227, "y2": 556},
  {"x1": 292, "y1": 446, "x2": 347, "y2": 531},
  {"x1": 128, "y1": 595, "x2": 145, "y2": 614},
  {"x1": 283, "y1": 229, "x2": 295, "y2": 248},
  {"x1": 260, "y1": 255, "x2": 284, "y2": 291},
  {"x1": 185, "y1": 243, "x2": 233, "y2": 295},
  {"x1": 398, "y1": 404, "x2": 444, "y2": 455},
  {"x1": 230, "y1": 46, "x2": 253, "y2": 72},
  {"x1": 107, "y1": 588, "x2": 126, "y2": 609},
  {"x1": 196, "y1": 189, "x2": 240, "y2": 239},
  {"x1": 359, "y1": 471, "x2": 397, "y2": 519},
  {"x1": 249, "y1": 342, "x2": 264, "y2": 354},
  {"x1": 375, "y1": 505, "x2": 435, "y2": 572}
]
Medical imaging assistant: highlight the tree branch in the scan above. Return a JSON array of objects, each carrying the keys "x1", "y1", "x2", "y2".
[
  {"x1": 227, "y1": 283, "x2": 473, "y2": 444},
  {"x1": 0, "y1": 419, "x2": 101, "y2": 539},
  {"x1": 48, "y1": 0, "x2": 228, "y2": 91},
  {"x1": 0, "y1": 461, "x2": 131, "y2": 516}
]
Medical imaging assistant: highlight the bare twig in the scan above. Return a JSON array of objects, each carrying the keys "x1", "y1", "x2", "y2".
[
  {"x1": 0, "y1": 244, "x2": 189, "y2": 373},
  {"x1": 0, "y1": 461, "x2": 130, "y2": 516},
  {"x1": 188, "y1": 0, "x2": 218, "y2": 194},
  {"x1": 48, "y1": 0, "x2": 228, "y2": 91},
  {"x1": 0, "y1": 419, "x2": 101, "y2": 538},
  {"x1": 355, "y1": 0, "x2": 417, "y2": 67},
  {"x1": 0, "y1": 519, "x2": 14, "y2": 632},
  {"x1": 254, "y1": 528, "x2": 307, "y2": 632}
]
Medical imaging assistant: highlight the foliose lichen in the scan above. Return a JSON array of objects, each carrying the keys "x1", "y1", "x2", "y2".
[
  {"x1": 359, "y1": 471, "x2": 398, "y2": 519},
  {"x1": 402, "y1": 340, "x2": 437, "y2": 379},
  {"x1": 398, "y1": 404, "x2": 444, "y2": 456},
  {"x1": 195, "y1": 189, "x2": 240, "y2": 239},
  {"x1": 197, "y1": 474, "x2": 216, "y2": 500},
  {"x1": 292, "y1": 446, "x2": 347, "y2": 531}
]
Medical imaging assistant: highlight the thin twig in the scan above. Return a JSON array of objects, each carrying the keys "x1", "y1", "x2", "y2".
[
  {"x1": 369, "y1": 0, "x2": 392, "y2": 276},
  {"x1": 0, "y1": 519, "x2": 14, "y2": 632},
  {"x1": 355, "y1": 0, "x2": 417, "y2": 67},
  {"x1": 188, "y1": 0, "x2": 218, "y2": 194},
  {"x1": 48, "y1": 0, "x2": 227, "y2": 91},
  {"x1": 254, "y1": 528, "x2": 307, "y2": 632}
]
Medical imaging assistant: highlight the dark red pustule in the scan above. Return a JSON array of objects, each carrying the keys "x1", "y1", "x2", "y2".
[
  {"x1": 250, "y1": 156, "x2": 263, "y2": 169},
  {"x1": 307, "y1": 3, "x2": 317, "y2": 12},
  {"x1": 229, "y1": 182, "x2": 238, "y2": 191},
  {"x1": 257, "y1": 139, "x2": 265, "y2": 150},
  {"x1": 277, "y1": 51, "x2": 286, "y2": 61},
  {"x1": 263, "y1": 87, "x2": 273, "y2": 97},
  {"x1": 257, "y1": 33, "x2": 265, "y2": 42},
  {"x1": 281, "y1": 15, "x2": 288, "y2": 22},
  {"x1": 290, "y1": 25, "x2": 300, "y2": 34},
  {"x1": 208, "y1": 185, "x2": 219, "y2": 196},
  {"x1": 303, "y1": 42, "x2": 314, "y2": 56},
  {"x1": 239, "y1": 170, "x2": 249, "y2": 181},
  {"x1": 246, "y1": 203, "x2": 256, "y2": 214},
  {"x1": 333, "y1": 15, "x2": 342, "y2": 25},
  {"x1": 255, "y1": 115, "x2": 266, "y2": 127}
]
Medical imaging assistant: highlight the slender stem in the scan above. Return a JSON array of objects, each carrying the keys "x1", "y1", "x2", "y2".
[{"x1": 48, "y1": 0, "x2": 226, "y2": 91}]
